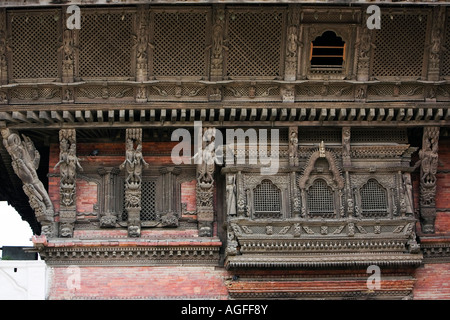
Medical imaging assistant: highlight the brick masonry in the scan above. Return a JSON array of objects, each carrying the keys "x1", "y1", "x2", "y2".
[{"x1": 48, "y1": 266, "x2": 230, "y2": 300}]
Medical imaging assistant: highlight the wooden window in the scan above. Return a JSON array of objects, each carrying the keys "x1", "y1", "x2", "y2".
[{"x1": 310, "y1": 31, "x2": 345, "y2": 70}]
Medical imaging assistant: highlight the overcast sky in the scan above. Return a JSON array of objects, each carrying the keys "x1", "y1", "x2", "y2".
[{"x1": 0, "y1": 201, "x2": 33, "y2": 257}]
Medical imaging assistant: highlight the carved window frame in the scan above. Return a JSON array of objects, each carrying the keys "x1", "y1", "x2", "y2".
[
  {"x1": 351, "y1": 175, "x2": 396, "y2": 219},
  {"x1": 243, "y1": 174, "x2": 289, "y2": 219},
  {"x1": 305, "y1": 175, "x2": 339, "y2": 218},
  {"x1": 300, "y1": 24, "x2": 356, "y2": 80}
]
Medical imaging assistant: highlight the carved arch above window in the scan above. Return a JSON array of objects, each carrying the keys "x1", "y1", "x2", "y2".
[{"x1": 298, "y1": 145, "x2": 344, "y2": 191}]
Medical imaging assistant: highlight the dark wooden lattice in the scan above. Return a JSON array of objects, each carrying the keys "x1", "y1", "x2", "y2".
[
  {"x1": 226, "y1": 9, "x2": 284, "y2": 78},
  {"x1": 307, "y1": 179, "x2": 334, "y2": 216},
  {"x1": 441, "y1": 11, "x2": 450, "y2": 77},
  {"x1": 10, "y1": 11, "x2": 59, "y2": 80},
  {"x1": 360, "y1": 179, "x2": 388, "y2": 217},
  {"x1": 78, "y1": 11, "x2": 134, "y2": 79},
  {"x1": 253, "y1": 180, "x2": 281, "y2": 218},
  {"x1": 152, "y1": 10, "x2": 208, "y2": 78},
  {"x1": 371, "y1": 13, "x2": 428, "y2": 78}
]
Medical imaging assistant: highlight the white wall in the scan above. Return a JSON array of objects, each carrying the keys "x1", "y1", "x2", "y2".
[{"x1": 0, "y1": 260, "x2": 47, "y2": 300}]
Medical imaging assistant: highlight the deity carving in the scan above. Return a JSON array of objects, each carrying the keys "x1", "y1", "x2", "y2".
[{"x1": 1, "y1": 128, "x2": 54, "y2": 234}]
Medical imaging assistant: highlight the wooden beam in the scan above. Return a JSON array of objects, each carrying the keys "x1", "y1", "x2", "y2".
[
  {"x1": 367, "y1": 108, "x2": 375, "y2": 121},
  {"x1": 434, "y1": 108, "x2": 443, "y2": 121},
  {"x1": 26, "y1": 111, "x2": 43, "y2": 123},
  {"x1": 270, "y1": 108, "x2": 277, "y2": 121},
  {"x1": 0, "y1": 112, "x2": 17, "y2": 123},
  {"x1": 75, "y1": 110, "x2": 85, "y2": 122},
  {"x1": 150, "y1": 109, "x2": 155, "y2": 122},
  {"x1": 260, "y1": 108, "x2": 268, "y2": 121},
  {"x1": 140, "y1": 110, "x2": 146, "y2": 122},
  {"x1": 171, "y1": 109, "x2": 177, "y2": 122},
  {"x1": 424, "y1": 108, "x2": 433, "y2": 121},
  {"x1": 218, "y1": 109, "x2": 224, "y2": 122},
  {"x1": 404, "y1": 108, "x2": 413, "y2": 122},
  {"x1": 51, "y1": 111, "x2": 64, "y2": 123},
  {"x1": 377, "y1": 108, "x2": 385, "y2": 121},
  {"x1": 85, "y1": 110, "x2": 93, "y2": 122},
  {"x1": 357, "y1": 108, "x2": 365, "y2": 121},
  {"x1": 385, "y1": 109, "x2": 394, "y2": 121},
  {"x1": 338, "y1": 108, "x2": 346, "y2": 121},
  {"x1": 97, "y1": 110, "x2": 104, "y2": 123},
  {"x1": 160, "y1": 109, "x2": 166, "y2": 122},
  {"x1": 280, "y1": 108, "x2": 287, "y2": 121},
  {"x1": 39, "y1": 111, "x2": 52, "y2": 123},
  {"x1": 229, "y1": 108, "x2": 236, "y2": 121},
  {"x1": 200, "y1": 109, "x2": 206, "y2": 121},
  {"x1": 119, "y1": 110, "x2": 126, "y2": 123},
  {"x1": 318, "y1": 108, "x2": 327, "y2": 121},
  {"x1": 395, "y1": 108, "x2": 405, "y2": 122},
  {"x1": 181, "y1": 109, "x2": 187, "y2": 122},
  {"x1": 108, "y1": 110, "x2": 115, "y2": 123},
  {"x1": 289, "y1": 108, "x2": 296, "y2": 121},
  {"x1": 299, "y1": 108, "x2": 307, "y2": 121},
  {"x1": 308, "y1": 108, "x2": 316, "y2": 121},
  {"x1": 12, "y1": 111, "x2": 30, "y2": 123},
  {"x1": 128, "y1": 110, "x2": 135, "y2": 122},
  {"x1": 239, "y1": 108, "x2": 247, "y2": 121},
  {"x1": 414, "y1": 108, "x2": 424, "y2": 121},
  {"x1": 209, "y1": 109, "x2": 215, "y2": 122},
  {"x1": 63, "y1": 111, "x2": 74, "y2": 123},
  {"x1": 250, "y1": 108, "x2": 257, "y2": 121},
  {"x1": 348, "y1": 109, "x2": 356, "y2": 121},
  {"x1": 327, "y1": 108, "x2": 336, "y2": 121}
]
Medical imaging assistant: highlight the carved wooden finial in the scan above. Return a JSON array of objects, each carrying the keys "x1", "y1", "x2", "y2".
[{"x1": 319, "y1": 141, "x2": 326, "y2": 157}]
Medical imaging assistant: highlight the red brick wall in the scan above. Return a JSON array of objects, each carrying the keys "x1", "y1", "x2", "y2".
[
  {"x1": 48, "y1": 266, "x2": 230, "y2": 300},
  {"x1": 413, "y1": 263, "x2": 450, "y2": 299},
  {"x1": 181, "y1": 179, "x2": 197, "y2": 215}
]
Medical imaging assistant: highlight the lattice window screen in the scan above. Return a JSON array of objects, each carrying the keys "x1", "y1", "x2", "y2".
[
  {"x1": 360, "y1": 179, "x2": 388, "y2": 216},
  {"x1": 78, "y1": 11, "x2": 134, "y2": 79},
  {"x1": 152, "y1": 11, "x2": 207, "y2": 78},
  {"x1": 141, "y1": 180, "x2": 157, "y2": 221},
  {"x1": 371, "y1": 13, "x2": 427, "y2": 78},
  {"x1": 307, "y1": 179, "x2": 334, "y2": 215},
  {"x1": 10, "y1": 12, "x2": 59, "y2": 80},
  {"x1": 122, "y1": 180, "x2": 157, "y2": 221},
  {"x1": 253, "y1": 180, "x2": 281, "y2": 218},
  {"x1": 442, "y1": 11, "x2": 450, "y2": 77},
  {"x1": 227, "y1": 10, "x2": 284, "y2": 78}
]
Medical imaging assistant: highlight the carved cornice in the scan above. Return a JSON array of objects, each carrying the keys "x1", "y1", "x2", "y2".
[{"x1": 32, "y1": 235, "x2": 222, "y2": 266}]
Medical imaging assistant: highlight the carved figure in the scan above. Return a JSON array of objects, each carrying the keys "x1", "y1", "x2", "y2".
[
  {"x1": 226, "y1": 175, "x2": 237, "y2": 216},
  {"x1": 289, "y1": 128, "x2": 298, "y2": 166},
  {"x1": 403, "y1": 173, "x2": 414, "y2": 215},
  {"x1": 1, "y1": 128, "x2": 54, "y2": 218}
]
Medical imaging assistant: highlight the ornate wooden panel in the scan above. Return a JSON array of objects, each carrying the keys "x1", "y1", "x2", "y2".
[
  {"x1": 150, "y1": 8, "x2": 210, "y2": 79},
  {"x1": 371, "y1": 11, "x2": 430, "y2": 79},
  {"x1": 9, "y1": 10, "x2": 60, "y2": 81},
  {"x1": 225, "y1": 7, "x2": 285, "y2": 79},
  {"x1": 78, "y1": 10, "x2": 134, "y2": 79}
]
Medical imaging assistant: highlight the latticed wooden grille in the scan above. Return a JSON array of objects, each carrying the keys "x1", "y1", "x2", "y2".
[
  {"x1": 442, "y1": 11, "x2": 450, "y2": 77},
  {"x1": 371, "y1": 13, "x2": 427, "y2": 78},
  {"x1": 253, "y1": 180, "x2": 281, "y2": 218},
  {"x1": 226, "y1": 9, "x2": 284, "y2": 78},
  {"x1": 152, "y1": 10, "x2": 208, "y2": 78},
  {"x1": 307, "y1": 179, "x2": 334, "y2": 215},
  {"x1": 78, "y1": 11, "x2": 134, "y2": 79},
  {"x1": 360, "y1": 179, "x2": 388, "y2": 217},
  {"x1": 10, "y1": 11, "x2": 59, "y2": 80},
  {"x1": 140, "y1": 180, "x2": 157, "y2": 221}
]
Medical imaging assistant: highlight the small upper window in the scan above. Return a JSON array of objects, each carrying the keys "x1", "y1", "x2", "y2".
[{"x1": 310, "y1": 31, "x2": 345, "y2": 70}]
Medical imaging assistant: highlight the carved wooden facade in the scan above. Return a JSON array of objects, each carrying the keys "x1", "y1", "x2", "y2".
[{"x1": 0, "y1": 1, "x2": 449, "y2": 300}]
